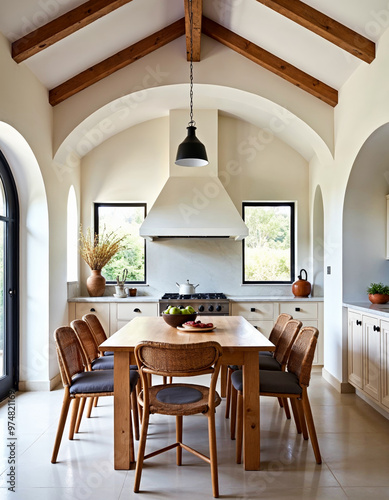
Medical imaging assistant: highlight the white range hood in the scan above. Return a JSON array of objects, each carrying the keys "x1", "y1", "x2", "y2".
[{"x1": 139, "y1": 109, "x2": 249, "y2": 241}]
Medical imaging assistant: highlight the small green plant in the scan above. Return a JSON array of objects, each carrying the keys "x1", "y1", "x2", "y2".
[{"x1": 366, "y1": 282, "x2": 389, "y2": 295}]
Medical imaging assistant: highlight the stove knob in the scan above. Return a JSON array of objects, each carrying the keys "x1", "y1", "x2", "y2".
[
  {"x1": 208, "y1": 305, "x2": 214, "y2": 312},
  {"x1": 198, "y1": 305, "x2": 205, "y2": 312},
  {"x1": 216, "y1": 305, "x2": 222, "y2": 312}
]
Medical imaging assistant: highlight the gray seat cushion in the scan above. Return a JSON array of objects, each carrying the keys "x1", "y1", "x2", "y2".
[
  {"x1": 70, "y1": 369, "x2": 139, "y2": 394},
  {"x1": 260, "y1": 370, "x2": 302, "y2": 395},
  {"x1": 156, "y1": 386, "x2": 203, "y2": 404},
  {"x1": 258, "y1": 356, "x2": 282, "y2": 371},
  {"x1": 231, "y1": 369, "x2": 302, "y2": 396},
  {"x1": 92, "y1": 356, "x2": 114, "y2": 370},
  {"x1": 259, "y1": 351, "x2": 273, "y2": 357}
]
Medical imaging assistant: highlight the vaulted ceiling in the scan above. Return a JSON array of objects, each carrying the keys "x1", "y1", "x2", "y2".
[{"x1": 0, "y1": 0, "x2": 386, "y2": 108}]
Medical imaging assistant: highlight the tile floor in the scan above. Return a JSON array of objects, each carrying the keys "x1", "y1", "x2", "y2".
[{"x1": 1, "y1": 372, "x2": 389, "y2": 499}]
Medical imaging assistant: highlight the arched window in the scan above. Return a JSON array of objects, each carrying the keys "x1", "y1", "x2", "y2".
[{"x1": 67, "y1": 186, "x2": 78, "y2": 282}]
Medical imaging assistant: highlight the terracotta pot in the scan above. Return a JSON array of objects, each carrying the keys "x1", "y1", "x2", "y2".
[
  {"x1": 86, "y1": 269, "x2": 106, "y2": 297},
  {"x1": 368, "y1": 293, "x2": 389, "y2": 304}
]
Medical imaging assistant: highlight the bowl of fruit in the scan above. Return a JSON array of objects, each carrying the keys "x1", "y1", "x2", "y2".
[{"x1": 162, "y1": 305, "x2": 197, "y2": 327}]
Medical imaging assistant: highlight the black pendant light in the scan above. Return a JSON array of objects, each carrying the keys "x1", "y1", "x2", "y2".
[{"x1": 175, "y1": 0, "x2": 208, "y2": 167}]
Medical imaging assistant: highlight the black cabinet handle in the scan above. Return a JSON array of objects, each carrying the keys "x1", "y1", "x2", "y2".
[
  {"x1": 134, "y1": 308, "x2": 141, "y2": 313},
  {"x1": 356, "y1": 320, "x2": 362, "y2": 326},
  {"x1": 295, "y1": 307, "x2": 301, "y2": 312},
  {"x1": 373, "y1": 325, "x2": 381, "y2": 332},
  {"x1": 90, "y1": 308, "x2": 96, "y2": 312},
  {"x1": 253, "y1": 325, "x2": 258, "y2": 329},
  {"x1": 250, "y1": 307, "x2": 255, "y2": 312}
]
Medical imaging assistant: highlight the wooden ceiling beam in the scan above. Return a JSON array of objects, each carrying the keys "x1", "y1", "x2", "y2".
[
  {"x1": 49, "y1": 18, "x2": 185, "y2": 106},
  {"x1": 202, "y1": 16, "x2": 338, "y2": 107},
  {"x1": 256, "y1": 0, "x2": 375, "y2": 63},
  {"x1": 12, "y1": 0, "x2": 134, "y2": 63},
  {"x1": 184, "y1": 0, "x2": 203, "y2": 62}
]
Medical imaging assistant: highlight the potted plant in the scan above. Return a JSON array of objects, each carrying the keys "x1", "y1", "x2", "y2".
[
  {"x1": 79, "y1": 226, "x2": 126, "y2": 297},
  {"x1": 366, "y1": 282, "x2": 389, "y2": 304}
]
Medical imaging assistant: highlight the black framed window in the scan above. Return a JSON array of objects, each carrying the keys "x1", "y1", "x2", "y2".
[
  {"x1": 94, "y1": 203, "x2": 146, "y2": 284},
  {"x1": 242, "y1": 202, "x2": 295, "y2": 284}
]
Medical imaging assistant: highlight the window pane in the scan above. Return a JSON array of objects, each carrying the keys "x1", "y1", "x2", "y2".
[
  {"x1": 0, "y1": 221, "x2": 4, "y2": 377},
  {"x1": 96, "y1": 204, "x2": 146, "y2": 283},
  {"x1": 243, "y1": 203, "x2": 294, "y2": 283}
]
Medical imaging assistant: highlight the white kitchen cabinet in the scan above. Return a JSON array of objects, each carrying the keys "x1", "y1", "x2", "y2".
[
  {"x1": 347, "y1": 307, "x2": 389, "y2": 413},
  {"x1": 347, "y1": 310, "x2": 363, "y2": 389},
  {"x1": 110, "y1": 302, "x2": 158, "y2": 331},
  {"x1": 381, "y1": 320, "x2": 389, "y2": 410},
  {"x1": 231, "y1": 299, "x2": 323, "y2": 364},
  {"x1": 68, "y1": 302, "x2": 110, "y2": 335}
]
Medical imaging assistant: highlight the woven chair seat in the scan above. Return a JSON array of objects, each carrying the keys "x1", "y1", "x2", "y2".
[{"x1": 138, "y1": 383, "x2": 221, "y2": 416}]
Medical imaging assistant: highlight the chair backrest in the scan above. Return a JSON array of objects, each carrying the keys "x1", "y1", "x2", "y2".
[
  {"x1": 54, "y1": 326, "x2": 86, "y2": 387},
  {"x1": 135, "y1": 341, "x2": 222, "y2": 377},
  {"x1": 286, "y1": 326, "x2": 319, "y2": 387},
  {"x1": 268, "y1": 313, "x2": 293, "y2": 346},
  {"x1": 274, "y1": 319, "x2": 302, "y2": 367},
  {"x1": 71, "y1": 319, "x2": 99, "y2": 366},
  {"x1": 82, "y1": 313, "x2": 108, "y2": 346}
]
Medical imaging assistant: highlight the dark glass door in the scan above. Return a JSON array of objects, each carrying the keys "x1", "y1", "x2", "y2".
[{"x1": 0, "y1": 150, "x2": 19, "y2": 401}]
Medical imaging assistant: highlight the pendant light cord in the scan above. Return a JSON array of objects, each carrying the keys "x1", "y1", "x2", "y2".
[{"x1": 189, "y1": 0, "x2": 195, "y2": 127}]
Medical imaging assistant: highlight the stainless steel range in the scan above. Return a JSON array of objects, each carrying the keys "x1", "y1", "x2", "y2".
[{"x1": 159, "y1": 293, "x2": 230, "y2": 316}]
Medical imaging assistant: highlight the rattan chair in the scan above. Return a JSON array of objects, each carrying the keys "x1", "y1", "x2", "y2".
[
  {"x1": 51, "y1": 326, "x2": 139, "y2": 463},
  {"x1": 231, "y1": 326, "x2": 321, "y2": 465},
  {"x1": 134, "y1": 341, "x2": 223, "y2": 498},
  {"x1": 71, "y1": 319, "x2": 139, "y2": 438},
  {"x1": 225, "y1": 313, "x2": 293, "y2": 425},
  {"x1": 230, "y1": 319, "x2": 302, "y2": 443},
  {"x1": 82, "y1": 313, "x2": 113, "y2": 356}
]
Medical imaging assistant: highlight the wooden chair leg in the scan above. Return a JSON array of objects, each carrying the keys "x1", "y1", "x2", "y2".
[
  {"x1": 51, "y1": 391, "x2": 71, "y2": 463},
  {"x1": 134, "y1": 409, "x2": 150, "y2": 493},
  {"x1": 86, "y1": 397, "x2": 94, "y2": 418},
  {"x1": 225, "y1": 367, "x2": 232, "y2": 419},
  {"x1": 282, "y1": 397, "x2": 291, "y2": 419},
  {"x1": 277, "y1": 396, "x2": 284, "y2": 408},
  {"x1": 131, "y1": 390, "x2": 140, "y2": 441},
  {"x1": 289, "y1": 398, "x2": 302, "y2": 434},
  {"x1": 236, "y1": 391, "x2": 243, "y2": 464},
  {"x1": 176, "y1": 415, "x2": 183, "y2": 466},
  {"x1": 302, "y1": 391, "x2": 322, "y2": 464},
  {"x1": 208, "y1": 406, "x2": 219, "y2": 498},
  {"x1": 93, "y1": 396, "x2": 98, "y2": 407},
  {"x1": 230, "y1": 385, "x2": 237, "y2": 440},
  {"x1": 129, "y1": 402, "x2": 135, "y2": 463},
  {"x1": 297, "y1": 398, "x2": 308, "y2": 440},
  {"x1": 69, "y1": 398, "x2": 80, "y2": 440},
  {"x1": 136, "y1": 382, "x2": 143, "y2": 423},
  {"x1": 75, "y1": 397, "x2": 86, "y2": 433}
]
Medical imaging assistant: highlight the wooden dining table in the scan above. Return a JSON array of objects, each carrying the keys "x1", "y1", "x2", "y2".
[{"x1": 99, "y1": 315, "x2": 275, "y2": 471}]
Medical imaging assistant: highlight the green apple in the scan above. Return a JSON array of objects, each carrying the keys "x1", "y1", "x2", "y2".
[
  {"x1": 169, "y1": 307, "x2": 181, "y2": 315},
  {"x1": 186, "y1": 306, "x2": 195, "y2": 314},
  {"x1": 163, "y1": 306, "x2": 171, "y2": 314}
]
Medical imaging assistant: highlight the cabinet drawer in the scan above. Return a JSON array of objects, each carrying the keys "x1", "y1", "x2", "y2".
[
  {"x1": 248, "y1": 320, "x2": 274, "y2": 338},
  {"x1": 231, "y1": 302, "x2": 274, "y2": 320},
  {"x1": 117, "y1": 302, "x2": 158, "y2": 321},
  {"x1": 279, "y1": 302, "x2": 318, "y2": 320},
  {"x1": 73, "y1": 303, "x2": 110, "y2": 335}
]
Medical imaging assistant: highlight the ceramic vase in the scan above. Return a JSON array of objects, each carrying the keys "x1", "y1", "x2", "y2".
[{"x1": 86, "y1": 269, "x2": 106, "y2": 297}]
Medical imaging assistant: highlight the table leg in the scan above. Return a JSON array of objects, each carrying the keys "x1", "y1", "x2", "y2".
[
  {"x1": 113, "y1": 351, "x2": 135, "y2": 470},
  {"x1": 220, "y1": 364, "x2": 227, "y2": 398},
  {"x1": 242, "y1": 351, "x2": 260, "y2": 470}
]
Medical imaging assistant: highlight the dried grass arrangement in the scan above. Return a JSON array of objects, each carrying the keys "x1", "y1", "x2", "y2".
[{"x1": 79, "y1": 225, "x2": 125, "y2": 271}]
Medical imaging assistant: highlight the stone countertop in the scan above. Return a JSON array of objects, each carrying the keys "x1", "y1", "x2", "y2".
[
  {"x1": 68, "y1": 296, "x2": 160, "y2": 303},
  {"x1": 227, "y1": 296, "x2": 323, "y2": 302},
  {"x1": 343, "y1": 301, "x2": 389, "y2": 318}
]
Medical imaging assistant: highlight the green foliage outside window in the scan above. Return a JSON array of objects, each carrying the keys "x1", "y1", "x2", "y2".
[
  {"x1": 95, "y1": 204, "x2": 146, "y2": 283},
  {"x1": 243, "y1": 203, "x2": 294, "y2": 283}
]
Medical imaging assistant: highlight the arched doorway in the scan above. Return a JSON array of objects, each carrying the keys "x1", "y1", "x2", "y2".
[{"x1": 0, "y1": 150, "x2": 19, "y2": 400}]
